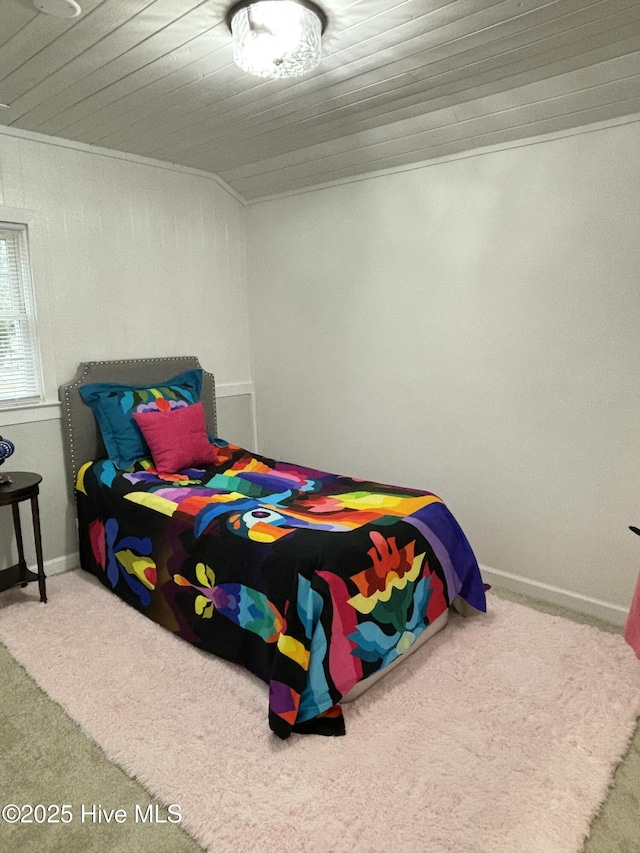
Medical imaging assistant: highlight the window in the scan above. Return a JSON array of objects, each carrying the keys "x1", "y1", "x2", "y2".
[{"x1": 0, "y1": 223, "x2": 43, "y2": 409}]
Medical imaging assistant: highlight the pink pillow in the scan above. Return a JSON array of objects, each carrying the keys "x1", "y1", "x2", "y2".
[{"x1": 133, "y1": 402, "x2": 216, "y2": 473}]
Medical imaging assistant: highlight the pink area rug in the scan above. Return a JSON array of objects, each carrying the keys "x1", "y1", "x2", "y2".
[{"x1": 1, "y1": 571, "x2": 639, "y2": 853}]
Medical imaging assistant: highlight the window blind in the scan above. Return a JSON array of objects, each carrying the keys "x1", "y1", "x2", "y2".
[{"x1": 0, "y1": 223, "x2": 43, "y2": 408}]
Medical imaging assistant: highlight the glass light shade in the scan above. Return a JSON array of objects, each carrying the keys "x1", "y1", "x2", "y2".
[{"x1": 229, "y1": 0, "x2": 324, "y2": 79}]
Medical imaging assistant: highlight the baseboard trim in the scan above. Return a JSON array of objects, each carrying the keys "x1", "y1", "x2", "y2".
[
  {"x1": 33, "y1": 552, "x2": 79, "y2": 577},
  {"x1": 480, "y1": 564, "x2": 629, "y2": 627}
]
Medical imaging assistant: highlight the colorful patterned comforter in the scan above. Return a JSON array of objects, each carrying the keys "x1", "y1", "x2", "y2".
[{"x1": 76, "y1": 440, "x2": 486, "y2": 738}]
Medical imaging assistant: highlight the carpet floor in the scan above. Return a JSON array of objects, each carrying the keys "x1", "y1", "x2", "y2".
[{"x1": 0, "y1": 571, "x2": 639, "y2": 853}]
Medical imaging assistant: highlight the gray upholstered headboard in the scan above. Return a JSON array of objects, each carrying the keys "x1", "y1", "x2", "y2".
[{"x1": 59, "y1": 356, "x2": 217, "y2": 492}]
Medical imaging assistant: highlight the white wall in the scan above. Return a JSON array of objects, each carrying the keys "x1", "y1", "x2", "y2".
[
  {"x1": 247, "y1": 120, "x2": 640, "y2": 618},
  {"x1": 0, "y1": 131, "x2": 251, "y2": 571}
]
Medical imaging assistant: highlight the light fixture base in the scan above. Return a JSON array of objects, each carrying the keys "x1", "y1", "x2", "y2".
[{"x1": 226, "y1": 0, "x2": 327, "y2": 35}]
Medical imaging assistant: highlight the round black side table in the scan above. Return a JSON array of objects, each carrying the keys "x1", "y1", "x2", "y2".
[{"x1": 0, "y1": 472, "x2": 47, "y2": 603}]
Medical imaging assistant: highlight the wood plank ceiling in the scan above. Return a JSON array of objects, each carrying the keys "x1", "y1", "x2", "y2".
[{"x1": 0, "y1": 0, "x2": 639, "y2": 201}]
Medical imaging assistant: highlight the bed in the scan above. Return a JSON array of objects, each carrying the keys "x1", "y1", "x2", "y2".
[{"x1": 60, "y1": 356, "x2": 486, "y2": 738}]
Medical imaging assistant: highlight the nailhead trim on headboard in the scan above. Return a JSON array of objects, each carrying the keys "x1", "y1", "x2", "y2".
[{"x1": 59, "y1": 357, "x2": 217, "y2": 494}]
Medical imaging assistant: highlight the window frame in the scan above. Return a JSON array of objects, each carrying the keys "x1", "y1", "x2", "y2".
[{"x1": 0, "y1": 207, "x2": 58, "y2": 427}]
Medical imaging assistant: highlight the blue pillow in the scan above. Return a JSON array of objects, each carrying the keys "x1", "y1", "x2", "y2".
[{"x1": 80, "y1": 369, "x2": 203, "y2": 469}]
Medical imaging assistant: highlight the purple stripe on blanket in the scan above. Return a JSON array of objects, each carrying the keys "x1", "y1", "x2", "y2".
[{"x1": 404, "y1": 504, "x2": 486, "y2": 613}]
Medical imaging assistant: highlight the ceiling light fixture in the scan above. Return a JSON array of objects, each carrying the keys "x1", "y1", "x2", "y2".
[{"x1": 226, "y1": 0, "x2": 327, "y2": 80}]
